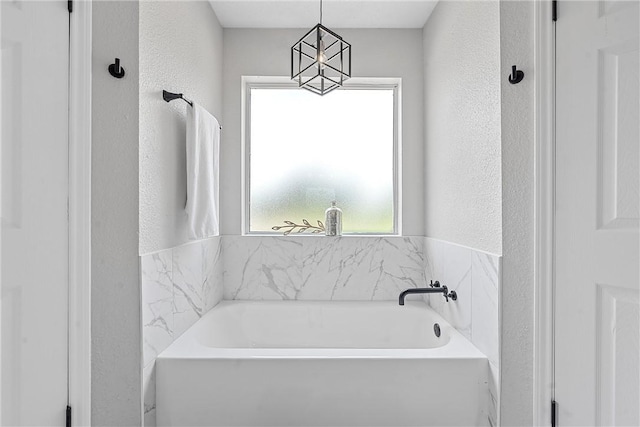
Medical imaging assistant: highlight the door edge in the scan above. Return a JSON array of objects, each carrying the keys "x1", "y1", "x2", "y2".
[
  {"x1": 533, "y1": 0, "x2": 556, "y2": 426},
  {"x1": 68, "y1": 0, "x2": 92, "y2": 425}
]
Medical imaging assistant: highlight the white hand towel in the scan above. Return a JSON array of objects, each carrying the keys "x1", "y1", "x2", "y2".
[{"x1": 185, "y1": 102, "x2": 220, "y2": 239}]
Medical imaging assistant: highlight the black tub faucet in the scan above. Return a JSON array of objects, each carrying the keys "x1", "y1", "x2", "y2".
[{"x1": 398, "y1": 280, "x2": 458, "y2": 305}]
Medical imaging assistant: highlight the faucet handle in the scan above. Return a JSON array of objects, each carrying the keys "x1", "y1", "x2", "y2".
[
  {"x1": 436, "y1": 283, "x2": 457, "y2": 302},
  {"x1": 442, "y1": 286, "x2": 457, "y2": 302},
  {"x1": 430, "y1": 280, "x2": 441, "y2": 288}
]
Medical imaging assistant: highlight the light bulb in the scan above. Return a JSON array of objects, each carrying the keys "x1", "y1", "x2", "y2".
[{"x1": 317, "y1": 38, "x2": 327, "y2": 70}]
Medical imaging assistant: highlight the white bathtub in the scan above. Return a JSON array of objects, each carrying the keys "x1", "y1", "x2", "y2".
[{"x1": 156, "y1": 300, "x2": 489, "y2": 427}]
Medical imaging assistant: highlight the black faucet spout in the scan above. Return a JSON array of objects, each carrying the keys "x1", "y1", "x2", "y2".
[{"x1": 398, "y1": 281, "x2": 457, "y2": 305}]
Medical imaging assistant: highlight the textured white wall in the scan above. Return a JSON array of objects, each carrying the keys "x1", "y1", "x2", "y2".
[
  {"x1": 422, "y1": 1, "x2": 502, "y2": 255},
  {"x1": 499, "y1": 1, "x2": 535, "y2": 425},
  {"x1": 91, "y1": 1, "x2": 141, "y2": 425},
  {"x1": 139, "y1": 1, "x2": 224, "y2": 255},
  {"x1": 221, "y1": 29, "x2": 425, "y2": 236}
]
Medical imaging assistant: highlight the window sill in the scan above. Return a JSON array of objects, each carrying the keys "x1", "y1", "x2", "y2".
[{"x1": 241, "y1": 233, "x2": 401, "y2": 238}]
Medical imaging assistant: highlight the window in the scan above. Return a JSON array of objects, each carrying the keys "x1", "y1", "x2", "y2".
[{"x1": 244, "y1": 78, "x2": 400, "y2": 235}]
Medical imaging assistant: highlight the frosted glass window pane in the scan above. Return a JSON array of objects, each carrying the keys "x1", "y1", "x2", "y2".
[{"x1": 249, "y1": 87, "x2": 395, "y2": 234}]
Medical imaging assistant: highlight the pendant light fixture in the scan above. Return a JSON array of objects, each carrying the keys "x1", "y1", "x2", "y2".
[{"x1": 291, "y1": 0, "x2": 351, "y2": 96}]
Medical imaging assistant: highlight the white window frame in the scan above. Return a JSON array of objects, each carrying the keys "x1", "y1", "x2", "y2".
[{"x1": 241, "y1": 76, "x2": 402, "y2": 236}]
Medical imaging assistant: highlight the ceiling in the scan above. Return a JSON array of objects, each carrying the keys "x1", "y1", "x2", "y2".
[{"x1": 208, "y1": 1, "x2": 439, "y2": 29}]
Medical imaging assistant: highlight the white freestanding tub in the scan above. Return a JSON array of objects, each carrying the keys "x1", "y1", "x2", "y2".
[{"x1": 156, "y1": 300, "x2": 489, "y2": 426}]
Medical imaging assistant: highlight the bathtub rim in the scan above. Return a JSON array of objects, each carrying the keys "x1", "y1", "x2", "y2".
[{"x1": 157, "y1": 300, "x2": 487, "y2": 360}]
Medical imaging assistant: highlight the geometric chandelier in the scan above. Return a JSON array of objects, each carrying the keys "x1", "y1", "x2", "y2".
[{"x1": 291, "y1": 0, "x2": 351, "y2": 96}]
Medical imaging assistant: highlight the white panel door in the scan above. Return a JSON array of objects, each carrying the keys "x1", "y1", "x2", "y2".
[
  {"x1": 556, "y1": 1, "x2": 639, "y2": 426},
  {"x1": 1, "y1": 1, "x2": 69, "y2": 425}
]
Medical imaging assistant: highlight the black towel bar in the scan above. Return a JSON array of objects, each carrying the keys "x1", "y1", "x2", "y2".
[{"x1": 162, "y1": 90, "x2": 222, "y2": 130}]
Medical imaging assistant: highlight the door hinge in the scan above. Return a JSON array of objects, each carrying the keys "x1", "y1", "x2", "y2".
[
  {"x1": 552, "y1": 0, "x2": 557, "y2": 21},
  {"x1": 551, "y1": 400, "x2": 557, "y2": 427},
  {"x1": 66, "y1": 405, "x2": 72, "y2": 427},
  {"x1": 68, "y1": 0, "x2": 73, "y2": 13}
]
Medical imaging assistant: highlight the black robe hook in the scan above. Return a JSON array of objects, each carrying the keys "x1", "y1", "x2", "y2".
[
  {"x1": 108, "y1": 58, "x2": 125, "y2": 79},
  {"x1": 508, "y1": 65, "x2": 524, "y2": 84}
]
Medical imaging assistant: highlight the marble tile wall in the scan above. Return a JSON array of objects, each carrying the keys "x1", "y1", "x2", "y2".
[
  {"x1": 141, "y1": 236, "x2": 223, "y2": 426},
  {"x1": 222, "y1": 236, "x2": 427, "y2": 301},
  {"x1": 423, "y1": 237, "x2": 501, "y2": 427}
]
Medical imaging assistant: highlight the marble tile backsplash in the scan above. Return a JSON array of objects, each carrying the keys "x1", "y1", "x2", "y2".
[
  {"x1": 141, "y1": 236, "x2": 223, "y2": 426},
  {"x1": 223, "y1": 236, "x2": 427, "y2": 301},
  {"x1": 423, "y1": 237, "x2": 501, "y2": 427}
]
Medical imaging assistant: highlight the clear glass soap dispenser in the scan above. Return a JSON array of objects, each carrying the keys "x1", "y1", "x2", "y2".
[{"x1": 325, "y1": 201, "x2": 342, "y2": 236}]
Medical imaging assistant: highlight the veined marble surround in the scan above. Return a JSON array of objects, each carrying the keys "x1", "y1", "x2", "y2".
[
  {"x1": 423, "y1": 237, "x2": 501, "y2": 427},
  {"x1": 223, "y1": 236, "x2": 426, "y2": 301},
  {"x1": 141, "y1": 235, "x2": 500, "y2": 427},
  {"x1": 141, "y1": 236, "x2": 223, "y2": 426}
]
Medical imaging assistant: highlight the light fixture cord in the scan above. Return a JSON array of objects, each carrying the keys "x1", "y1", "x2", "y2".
[{"x1": 320, "y1": 0, "x2": 323, "y2": 24}]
